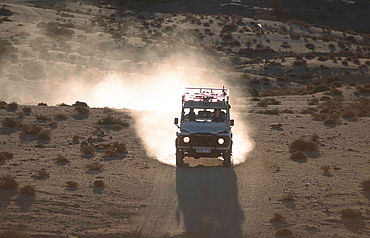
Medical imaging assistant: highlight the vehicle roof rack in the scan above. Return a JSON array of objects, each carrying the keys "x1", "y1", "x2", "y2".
[{"x1": 183, "y1": 87, "x2": 229, "y2": 103}]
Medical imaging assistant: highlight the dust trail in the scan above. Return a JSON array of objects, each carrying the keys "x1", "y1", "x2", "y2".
[{"x1": 3, "y1": 54, "x2": 254, "y2": 165}]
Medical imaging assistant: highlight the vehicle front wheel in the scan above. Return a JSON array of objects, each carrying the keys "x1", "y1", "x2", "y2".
[
  {"x1": 223, "y1": 153, "x2": 231, "y2": 167},
  {"x1": 176, "y1": 150, "x2": 184, "y2": 167}
]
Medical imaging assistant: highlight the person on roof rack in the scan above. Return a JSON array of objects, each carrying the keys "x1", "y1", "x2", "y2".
[{"x1": 211, "y1": 109, "x2": 226, "y2": 122}]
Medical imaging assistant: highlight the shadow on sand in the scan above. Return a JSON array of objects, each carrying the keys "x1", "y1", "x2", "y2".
[{"x1": 176, "y1": 167, "x2": 244, "y2": 237}]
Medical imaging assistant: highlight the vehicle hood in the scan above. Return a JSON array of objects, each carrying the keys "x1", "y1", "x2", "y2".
[{"x1": 179, "y1": 122, "x2": 230, "y2": 134}]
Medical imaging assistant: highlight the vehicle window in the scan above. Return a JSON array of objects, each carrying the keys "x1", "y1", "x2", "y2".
[{"x1": 183, "y1": 108, "x2": 227, "y2": 122}]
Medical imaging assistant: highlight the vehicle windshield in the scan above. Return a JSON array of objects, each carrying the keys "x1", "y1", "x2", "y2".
[{"x1": 182, "y1": 108, "x2": 227, "y2": 123}]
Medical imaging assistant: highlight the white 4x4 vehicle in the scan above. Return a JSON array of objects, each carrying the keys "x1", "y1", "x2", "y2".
[{"x1": 174, "y1": 87, "x2": 234, "y2": 167}]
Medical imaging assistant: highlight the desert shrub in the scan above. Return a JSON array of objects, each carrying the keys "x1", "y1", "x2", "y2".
[
  {"x1": 37, "y1": 102, "x2": 47, "y2": 106},
  {"x1": 72, "y1": 101, "x2": 89, "y2": 107},
  {"x1": 270, "y1": 212, "x2": 286, "y2": 222},
  {"x1": 22, "y1": 107, "x2": 32, "y2": 114},
  {"x1": 247, "y1": 87, "x2": 260, "y2": 97},
  {"x1": 328, "y1": 89, "x2": 343, "y2": 96},
  {"x1": 289, "y1": 139, "x2": 318, "y2": 152},
  {"x1": 280, "y1": 42, "x2": 291, "y2": 48},
  {"x1": 317, "y1": 56, "x2": 328, "y2": 61},
  {"x1": 311, "y1": 133, "x2": 320, "y2": 142},
  {"x1": 94, "y1": 180, "x2": 105, "y2": 187},
  {"x1": 258, "y1": 108, "x2": 279, "y2": 115},
  {"x1": 38, "y1": 129, "x2": 51, "y2": 140},
  {"x1": 323, "y1": 118, "x2": 336, "y2": 125},
  {"x1": 75, "y1": 106, "x2": 90, "y2": 114},
  {"x1": 308, "y1": 98, "x2": 319, "y2": 105},
  {"x1": 0, "y1": 101, "x2": 8, "y2": 109},
  {"x1": 342, "y1": 110, "x2": 357, "y2": 119},
  {"x1": 320, "y1": 165, "x2": 331, "y2": 173},
  {"x1": 281, "y1": 193, "x2": 295, "y2": 201},
  {"x1": 293, "y1": 59, "x2": 307, "y2": 66},
  {"x1": 7, "y1": 102, "x2": 18, "y2": 110},
  {"x1": 36, "y1": 115, "x2": 51, "y2": 121},
  {"x1": 276, "y1": 228, "x2": 293, "y2": 236},
  {"x1": 55, "y1": 154, "x2": 70, "y2": 163},
  {"x1": 312, "y1": 84, "x2": 330, "y2": 93},
  {"x1": 19, "y1": 185, "x2": 36, "y2": 195},
  {"x1": 97, "y1": 115, "x2": 129, "y2": 127},
  {"x1": 0, "y1": 175, "x2": 19, "y2": 190},
  {"x1": 21, "y1": 124, "x2": 42, "y2": 134},
  {"x1": 349, "y1": 81, "x2": 357, "y2": 86},
  {"x1": 81, "y1": 144, "x2": 95, "y2": 154},
  {"x1": 305, "y1": 43, "x2": 316, "y2": 51},
  {"x1": 331, "y1": 81, "x2": 343, "y2": 88},
  {"x1": 341, "y1": 208, "x2": 361, "y2": 218},
  {"x1": 54, "y1": 114, "x2": 68, "y2": 120},
  {"x1": 34, "y1": 169, "x2": 50, "y2": 179},
  {"x1": 360, "y1": 179, "x2": 370, "y2": 191},
  {"x1": 0, "y1": 230, "x2": 30, "y2": 238},
  {"x1": 2, "y1": 117, "x2": 22, "y2": 127},
  {"x1": 103, "y1": 142, "x2": 128, "y2": 157},
  {"x1": 87, "y1": 161, "x2": 104, "y2": 171},
  {"x1": 257, "y1": 98, "x2": 281, "y2": 107},
  {"x1": 290, "y1": 150, "x2": 307, "y2": 160},
  {"x1": 66, "y1": 181, "x2": 78, "y2": 188},
  {"x1": 0, "y1": 151, "x2": 13, "y2": 163}
]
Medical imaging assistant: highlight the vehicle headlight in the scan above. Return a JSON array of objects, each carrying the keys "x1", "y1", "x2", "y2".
[
  {"x1": 218, "y1": 138, "x2": 225, "y2": 145},
  {"x1": 183, "y1": 136, "x2": 190, "y2": 143}
]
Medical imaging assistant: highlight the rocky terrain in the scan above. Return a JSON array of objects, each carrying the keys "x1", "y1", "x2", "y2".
[{"x1": 0, "y1": 0, "x2": 370, "y2": 237}]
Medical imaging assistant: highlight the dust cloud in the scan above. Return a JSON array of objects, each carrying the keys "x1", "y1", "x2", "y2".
[{"x1": 2, "y1": 52, "x2": 254, "y2": 166}]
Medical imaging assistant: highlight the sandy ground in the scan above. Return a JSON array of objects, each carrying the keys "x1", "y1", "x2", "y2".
[{"x1": 1, "y1": 0, "x2": 370, "y2": 237}]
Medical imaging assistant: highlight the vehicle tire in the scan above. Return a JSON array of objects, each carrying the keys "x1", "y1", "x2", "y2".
[
  {"x1": 176, "y1": 150, "x2": 184, "y2": 167},
  {"x1": 223, "y1": 153, "x2": 231, "y2": 167}
]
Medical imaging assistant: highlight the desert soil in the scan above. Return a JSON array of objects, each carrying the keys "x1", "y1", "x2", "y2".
[{"x1": 1, "y1": 0, "x2": 370, "y2": 237}]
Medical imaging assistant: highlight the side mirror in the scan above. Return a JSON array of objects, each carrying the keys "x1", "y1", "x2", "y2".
[
  {"x1": 230, "y1": 119, "x2": 234, "y2": 127},
  {"x1": 174, "y1": 118, "x2": 179, "y2": 125}
]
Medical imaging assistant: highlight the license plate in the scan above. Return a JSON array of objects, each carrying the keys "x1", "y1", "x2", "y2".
[{"x1": 196, "y1": 148, "x2": 211, "y2": 153}]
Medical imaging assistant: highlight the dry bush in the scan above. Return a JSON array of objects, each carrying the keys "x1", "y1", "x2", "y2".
[
  {"x1": 289, "y1": 139, "x2": 318, "y2": 152},
  {"x1": 323, "y1": 118, "x2": 336, "y2": 125},
  {"x1": 281, "y1": 193, "x2": 295, "y2": 201},
  {"x1": 270, "y1": 212, "x2": 286, "y2": 222},
  {"x1": 2, "y1": 117, "x2": 22, "y2": 127},
  {"x1": 0, "y1": 101, "x2": 8, "y2": 109},
  {"x1": 97, "y1": 115, "x2": 129, "y2": 127},
  {"x1": 280, "y1": 42, "x2": 291, "y2": 48},
  {"x1": 19, "y1": 185, "x2": 36, "y2": 195},
  {"x1": 22, "y1": 107, "x2": 32, "y2": 114},
  {"x1": 36, "y1": 115, "x2": 51, "y2": 121},
  {"x1": 7, "y1": 102, "x2": 18, "y2": 110},
  {"x1": 55, "y1": 154, "x2": 70, "y2": 163},
  {"x1": 320, "y1": 165, "x2": 331, "y2": 173},
  {"x1": 66, "y1": 181, "x2": 78, "y2": 188},
  {"x1": 87, "y1": 161, "x2": 104, "y2": 171},
  {"x1": 21, "y1": 124, "x2": 51, "y2": 140},
  {"x1": 54, "y1": 114, "x2": 68, "y2": 120},
  {"x1": 360, "y1": 179, "x2": 370, "y2": 191},
  {"x1": 258, "y1": 108, "x2": 279, "y2": 115},
  {"x1": 276, "y1": 228, "x2": 293, "y2": 236},
  {"x1": 290, "y1": 150, "x2": 307, "y2": 160},
  {"x1": 0, "y1": 230, "x2": 30, "y2": 238},
  {"x1": 94, "y1": 180, "x2": 105, "y2": 187},
  {"x1": 81, "y1": 144, "x2": 95, "y2": 154},
  {"x1": 34, "y1": 169, "x2": 50, "y2": 179},
  {"x1": 75, "y1": 106, "x2": 90, "y2": 114},
  {"x1": 341, "y1": 208, "x2": 361, "y2": 218},
  {"x1": 0, "y1": 175, "x2": 19, "y2": 190}
]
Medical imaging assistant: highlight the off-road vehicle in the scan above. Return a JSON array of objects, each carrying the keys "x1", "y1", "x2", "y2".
[{"x1": 174, "y1": 87, "x2": 234, "y2": 167}]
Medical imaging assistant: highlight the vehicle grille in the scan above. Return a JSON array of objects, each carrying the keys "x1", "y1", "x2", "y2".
[{"x1": 193, "y1": 134, "x2": 215, "y2": 147}]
